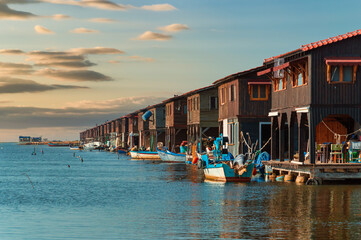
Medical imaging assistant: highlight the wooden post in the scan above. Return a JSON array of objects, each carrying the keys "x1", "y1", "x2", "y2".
[
  {"x1": 297, "y1": 113, "x2": 305, "y2": 163},
  {"x1": 308, "y1": 111, "x2": 315, "y2": 164},
  {"x1": 278, "y1": 115, "x2": 285, "y2": 162},
  {"x1": 271, "y1": 116, "x2": 278, "y2": 160},
  {"x1": 288, "y1": 112, "x2": 295, "y2": 161}
]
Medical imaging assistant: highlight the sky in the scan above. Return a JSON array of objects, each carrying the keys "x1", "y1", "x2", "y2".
[{"x1": 1, "y1": 0, "x2": 361, "y2": 142}]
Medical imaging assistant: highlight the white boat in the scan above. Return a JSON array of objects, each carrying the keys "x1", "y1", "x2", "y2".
[
  {"x1": 157, "y1": 149, "x2": 186, "y2": 162},
  {"x1": 129, "y1": 151, "x2": 160, "y2": 160},
  {"x1": 83, "y1": 141, "x2": 102, "y2": 151}
]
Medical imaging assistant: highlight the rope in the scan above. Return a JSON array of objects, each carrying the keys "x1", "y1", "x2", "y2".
[
  {"x1": 240, "y1": 132, "x2": 252, "y2": 151},
  {"x1": 259, "y1": 136, "x2": 272, "y2": 152},
  {"x1": 322, "y1": 119, "x2": 361, "y2": 138}
]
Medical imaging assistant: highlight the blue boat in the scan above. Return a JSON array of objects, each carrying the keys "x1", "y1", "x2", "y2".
[
  {"x1": 157, "y1": 149, "x2": 186, "y2": 162},
  {"x1": 199, "y1": 134, "x2": 255, "y2": 182}
]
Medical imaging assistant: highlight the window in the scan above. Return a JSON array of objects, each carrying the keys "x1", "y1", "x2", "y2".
[
  {"x1": 221, "y1": 87, "x2": 226, "y2": 104},
  {"x1": 192, "y1": 97, "x2": 195, "y2": 110},
  {"x1": 210, "y1": 96, "x2": 218, "y2": 110},
  {"x1": 291, "y1": 62, "x2": 308, "y2": 87},
  {"x1": 183, "y1": 104, "x2": 187, "y2": 114},
  {"x1": 230, "y1": 84, "x2": 235, "y2": 101},
  {"x1": 327, "y1": 65, "x2": 357, "y2": 83},
  {"x1": 274, "y1": 76, "x2": 287, "y2": 91}
]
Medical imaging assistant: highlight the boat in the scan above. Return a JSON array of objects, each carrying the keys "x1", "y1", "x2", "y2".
[
  {"x1": 118, "y1": 149, "x2": 127, "y2": 154},
  {"x1": 48, "y1": 142, "x2": 69, "y2": 147},
  {"x1": 157, "y1": 149, "x2": 186, "y2": 162},
  {"x1": 203, "y1": 161, "x2": 255, "y2": 182},
  {"x1": 199, "y1": 134, "x2": 256, "y2": 182},
  {"x1": 129, "y1": 151, "x2": 161, "y2": 160},
  {"x1": 83, "y1": 141, "x2": 102, "y2": 151}
]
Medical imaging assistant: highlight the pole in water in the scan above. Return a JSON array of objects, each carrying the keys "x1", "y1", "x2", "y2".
[
  {"x1": 22, "y1": 173, "x2": 34, "y2": 189},
  {"x1": 41, "y1": 148, "x2": 44, "y2": 154},
  {"x1": 73, "y1": 152, "x2": 75, "y2": 157},
  {"x1": 81, "y1": 157, "x2": 83, "y2": 162}
]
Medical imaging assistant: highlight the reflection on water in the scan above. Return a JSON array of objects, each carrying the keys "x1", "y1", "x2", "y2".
[{"x1": 0, "y1": 143, "x2": 361, "y2": 239}]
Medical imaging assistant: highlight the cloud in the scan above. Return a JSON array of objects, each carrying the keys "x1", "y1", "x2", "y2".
[
  {"x1": 70, "y1": 27, "x2": 99, "y2": 34},
  {"x1": 0, "y1": 61, "x2": 34, "y2": 75},
  {"x1": 34, "y1": 25, "x2": 55, "y2": 34},
  {"x1": 41, "y1": 0, "x2": 128, "y2": 10},
  {"x1": 0, "y1": 96, "x2": 166, "y2": 130},
  {"x1": 158, "y1": 23, "x2": 189, "y2": 32},
  {"x1": 135, "y1": 31, "x2": 171, "y2": 41},
  {"x1": 37, "y1": 68, "x2": 113, "y2": 82},
  {"x1": 69, "y1": 47, "x2": 124, "y2": 55},
  {"x1": 35, "y1": 60, "x2": 96, "y2": 68},
  {"x1": 88, "y1": 18, "x2": 115, "y2": 23},
  {"x1": 0, "y1": 77, "x2": 87, "y2": 93},
  {"x1": 140, "y1": 4, "x2": 176, "y2": 11},
  {"x1": 0, "y1": 49, "x2": 25, "y2": 55},
  {"x1": 0, "y1": 3, "x2": 37, "y2": 20},
  {"x1": 52, "y1": 14, "x2": 71, "y2": 20},
  {"x1": 0, "y1": 47, "x2": 124, "y2": 82}
]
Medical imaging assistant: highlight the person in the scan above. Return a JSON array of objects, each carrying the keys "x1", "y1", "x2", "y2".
[{"x1": 180, "y1": 141, "x2": 187, "y2": 153}]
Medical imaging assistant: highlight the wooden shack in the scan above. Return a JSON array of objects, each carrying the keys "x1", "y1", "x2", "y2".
[
  {"x1": 138, "y1": 109, "x2": 150, "y2": 150},
  {"x1": 147, "y1": 103, "x2": 166, "y2": 151},
  {"x1": 186, "y1": 85, "x2": 219, "y2": 152},
  {"x1": 120, "y1": 116, "x2": 129, "y2": 149},
  {"x1": 213, "y1": 66, "x2": 272, "y2": 156},
  {"x1": 127, "y1": 112, "x2": 140, "y2": 149},
  {"x1": 164, "y1": 95, "x2": 188, "y2": 152},
  {"x1": 258, "y1": 29, "x2": 361, "y2": 165}
]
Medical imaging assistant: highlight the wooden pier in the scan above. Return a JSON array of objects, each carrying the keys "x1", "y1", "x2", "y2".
[{"x1": 264, "y1": 160, "x2": 361, "y2": 184}]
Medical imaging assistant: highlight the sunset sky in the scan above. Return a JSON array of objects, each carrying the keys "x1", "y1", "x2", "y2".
[{"x1": 1, "y1": 0, "x2": 361, "y2": 141}]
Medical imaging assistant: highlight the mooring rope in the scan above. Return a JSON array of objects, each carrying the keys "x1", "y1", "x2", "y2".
[{"x1": 321, "y1": 119, "x2": 361, "y2": 139}]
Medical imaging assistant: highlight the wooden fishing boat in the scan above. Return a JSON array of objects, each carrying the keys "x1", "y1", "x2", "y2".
[
  {"x1": 203, "y1": 161, "x2": 255, "y2": 182},
  {"x1": 48, "y1": 142, "x2": 69, "y2": 147},
  {"x1": 129, "y1": 151, "x2": 161, "y2": 160},
  {"x1": 157, "y1": 149, "x2": 186, "y2": 162},
  {"x1": 200, "y1": 134, "x2": 256, "y2": 182}
]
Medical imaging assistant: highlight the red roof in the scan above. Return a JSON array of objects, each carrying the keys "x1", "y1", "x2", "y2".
[{"x1": 264, "y1": 29, "x2": 361, "y2": 63}]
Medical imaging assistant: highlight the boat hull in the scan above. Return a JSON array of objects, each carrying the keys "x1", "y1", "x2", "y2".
[
  {"x1": 157, "y1": 150, "x2": 186, "y2": 162},
  {"x1": 48, "y1": 143, "x2": 69, "y2": 147},
  {"x1": 204, "y1": 163, "x2": 254, "y2": 182},
  {"x1": 130, "y1": 151, "x2": 160, "y2": 160}
]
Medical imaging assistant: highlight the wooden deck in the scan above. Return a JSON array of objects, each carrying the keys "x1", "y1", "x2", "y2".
[{"x1": 263, "y1": 160, "x2": 361, "y2": 183}]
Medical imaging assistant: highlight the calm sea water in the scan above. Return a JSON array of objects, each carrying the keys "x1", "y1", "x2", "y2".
[{"x1": 1, "y1": 143, "x2": 361, "y2": 239}]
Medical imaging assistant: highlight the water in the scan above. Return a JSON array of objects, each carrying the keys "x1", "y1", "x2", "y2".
[{"x1": 1, "y1": 143, "x2": 361, "y2": 239}]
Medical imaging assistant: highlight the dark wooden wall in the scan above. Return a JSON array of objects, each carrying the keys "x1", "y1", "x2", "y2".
[
  {"x1": 218, "y1": 79, "x2": 239, "y2": 121},
  {"x1": 239, "y1": 79, "x2": 271, "y2": 117},
  {"x1": 166, "y1": 98, "x2": 187, "y2": 128},
  {"x1": 311, "y1": 36, "x2": 361, "y2": 107}
]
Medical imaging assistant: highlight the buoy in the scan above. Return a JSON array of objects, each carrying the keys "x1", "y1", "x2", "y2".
[
  {"x1": 81, "y1": 158, "x2": 83, "y2": 162},
  {"x1": 284, "y1": 174, "x2": 293, "y2": 182},
  {"x1": 295, "y1": 175, "x2": 306, "y2": 183},
  {"x1": 67, "y1": 165, "x2": 70, "y2": 168},
  {"x1": 269, "y1": 174, "x2": 276, "y2": 181}
]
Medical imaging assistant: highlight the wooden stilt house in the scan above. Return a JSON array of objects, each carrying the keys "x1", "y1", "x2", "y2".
[
  {"x1": 163, "y1": 95, "x2": 188, "y2": 152},
  {"x1": 213, "y1": 66, "x2": 272, "y2": 157},
  {"x1": 186, "y1": 85, "x2": 219, "y2": 153},
  {"x1": 258, "y1": 29, "x2": 361, "y2": 164}
]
